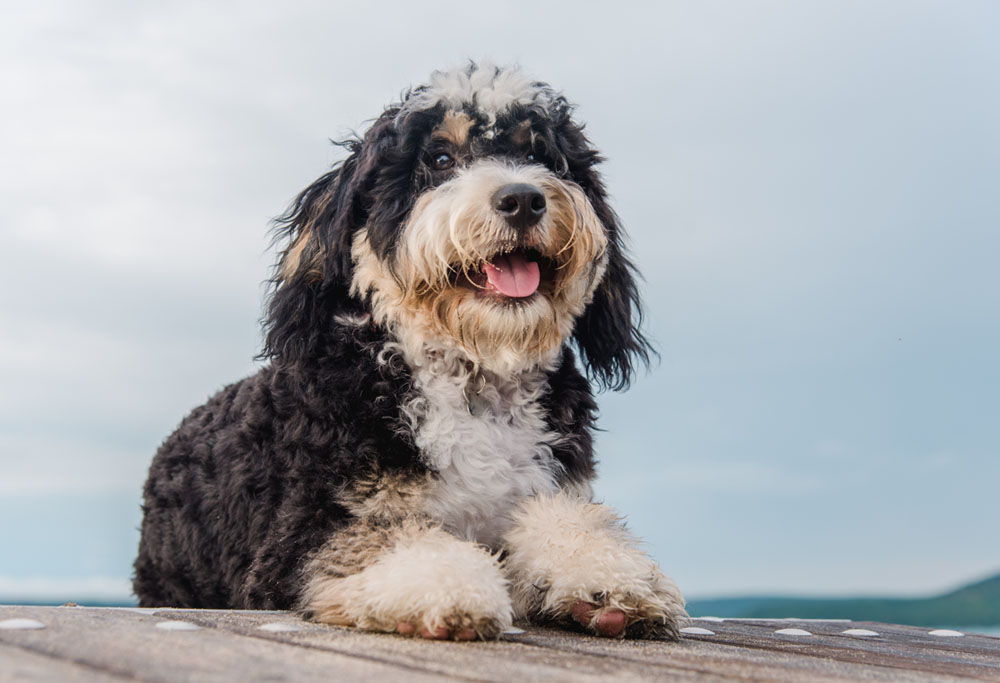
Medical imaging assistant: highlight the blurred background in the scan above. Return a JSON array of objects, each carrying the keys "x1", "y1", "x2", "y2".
[{"x1": 1, "y1": 1, "x2": 997, "y2": 626}]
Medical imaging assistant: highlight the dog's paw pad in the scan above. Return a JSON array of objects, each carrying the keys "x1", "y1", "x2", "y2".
[
  {"x1": 555, "y1": 587, "x2": 686, "y2": 640},
  {"x1": 395, "y1": 618, "x2": 490, "y2": 640},
  {"x1": 571, "y1": 600, "x2": 627, "y2": 637}
]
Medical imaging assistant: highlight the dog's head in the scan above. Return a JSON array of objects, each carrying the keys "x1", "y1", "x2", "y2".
[{"x1": 265, "y1": 63, "x2": 651, "y2": 389}]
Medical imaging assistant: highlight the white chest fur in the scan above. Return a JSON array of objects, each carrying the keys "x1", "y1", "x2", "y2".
[{"x1": 401, "y1": 351, "x2": 561, "y2": 548}]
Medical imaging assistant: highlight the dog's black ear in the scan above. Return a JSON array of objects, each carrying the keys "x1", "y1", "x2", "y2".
[
  {"x1": 262, "y1": 111, "x2": 400, "y2": 361},
  {"x1": 574, "y1": 195, "x2": 654, "y2": 391},
  {"x1": 553, "y1": 117, "x2": 655, "y2": 391}
]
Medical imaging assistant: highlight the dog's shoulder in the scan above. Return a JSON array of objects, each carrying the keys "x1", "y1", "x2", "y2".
[{"x1": 149, "y1": 318, "x2": 416, "y2": 481}]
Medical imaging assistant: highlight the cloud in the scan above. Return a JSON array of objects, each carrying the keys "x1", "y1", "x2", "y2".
[
  {"x1": 0, "y1": 432, "x2": 148, "y2": 496},
  {"x1": 599, "y1": 460, "x2": 824, "y2": 500},
  {"x1": 1, "y1": 0, "x2": 998, "y2": 596}
]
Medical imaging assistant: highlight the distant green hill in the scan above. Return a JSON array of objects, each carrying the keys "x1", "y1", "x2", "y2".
[{"x1": 687, "y1": 572, "x2": 1000, "y2": 627}]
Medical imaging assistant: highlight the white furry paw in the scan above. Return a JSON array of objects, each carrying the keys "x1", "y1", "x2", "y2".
[
  {"x1": 503, "y1": 493, "x2": 687, "y2": 639},
  {"x1": 303, "y1": 524, "x2": 513, "y2": 640}
]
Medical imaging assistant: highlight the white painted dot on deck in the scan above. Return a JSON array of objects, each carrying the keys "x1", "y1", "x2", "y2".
[
  {"x1": 156, "y1": 620, "x2": 201, "y2": 631},
  {"x1": 694, "y1": 616, "x2": 725, "y2": 622},
  {"x1": 258, "y1": 622, "x2": 303, "y2": 632},
  {"x1": 774, "y1": 628, "x2": 813, "y2": 636},
  {"x1": 681, "y1": 627, "x2": 716, "y2": 636},
  {"x1": 929, "y1": 629, "x2": 964, "y2": 637},
  {"x1": 842, "y1": 628, "x2": 880, "y2": 637},
  {"x1": 0, "y1": 618, "x2": 46, "y2": 630}
]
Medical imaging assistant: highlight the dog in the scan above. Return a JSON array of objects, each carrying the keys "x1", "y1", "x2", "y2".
[{"x1": 133, "y1": 62, "x2": 686, "y2": 641}]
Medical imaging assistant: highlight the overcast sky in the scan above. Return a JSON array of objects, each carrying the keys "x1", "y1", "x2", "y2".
[{"x1": 1, "y1": 0, "x2": 998, "y2": 603}]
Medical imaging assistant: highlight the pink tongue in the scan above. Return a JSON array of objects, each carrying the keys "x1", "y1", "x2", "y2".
[{"x1": 482, "y1": 252, "x2": 540, "y2": 298}]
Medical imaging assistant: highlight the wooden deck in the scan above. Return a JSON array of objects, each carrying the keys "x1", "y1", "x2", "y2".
[{"x1": 1, "y1": 606, "x2": 998, "y2": 681}]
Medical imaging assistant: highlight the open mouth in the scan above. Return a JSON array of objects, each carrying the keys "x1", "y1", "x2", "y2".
[{"x1": 455, "y1": 248, "x2": 551, "y2": 300}]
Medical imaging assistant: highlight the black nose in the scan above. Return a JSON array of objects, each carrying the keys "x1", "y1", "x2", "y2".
[{"x1": 493, "y1": 183, "x2": 547, "y2": 230}]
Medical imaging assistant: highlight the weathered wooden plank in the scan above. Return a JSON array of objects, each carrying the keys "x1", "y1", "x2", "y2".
[
  {"x1": 505, "y1": 617, "x2": 999, "y2": 682},
  {"x1": 677, "y1": 619, "x2": 1000, "y2": 680},
  {"x1": 513, "y1": 627, "x2": 968, "y2": 682},
  {"x1": 0, "y1": 606, "x2": 450, "y2": 682},
  {"x1": 2, "y1": 606, "x2": 998, "y2": 682},
  {"x1": 1, "y1": 606, "x2": 725, "y2": 682},
  {"x1": 0, "y1": 642, "x2": 134, "y2": 682},
  {"x1": 103, "y1": 608, "x2": 715, "y2": 682}
]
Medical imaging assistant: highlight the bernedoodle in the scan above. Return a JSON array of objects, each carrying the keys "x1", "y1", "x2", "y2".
[{"x1": 134, "y1": 62, "x2": 687, "y2": 641}]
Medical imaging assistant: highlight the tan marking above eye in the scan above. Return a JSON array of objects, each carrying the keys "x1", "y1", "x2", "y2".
[{"x1": 432, "y1": 110, "x2": 475, "y2": 148}]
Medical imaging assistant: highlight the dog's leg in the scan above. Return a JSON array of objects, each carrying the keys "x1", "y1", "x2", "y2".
[
  {"x1": 300, "y1": 519, "x2": 513, "y2": 640},
  {"x1": 502, "y1": 492, "x2": 687, "y2": 639}
]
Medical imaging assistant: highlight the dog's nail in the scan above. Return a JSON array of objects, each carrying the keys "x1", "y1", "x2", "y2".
[
  {"x1": 455, "y1": 628, "x2": 477, "y2": 640},
  {"x1": 396, "y1": 621, "x2": 415, "y2": 636}
]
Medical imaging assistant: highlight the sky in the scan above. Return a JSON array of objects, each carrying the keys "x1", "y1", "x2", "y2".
[{"x1": 1, "y1": 0, "x2": 998, "y2": 604}]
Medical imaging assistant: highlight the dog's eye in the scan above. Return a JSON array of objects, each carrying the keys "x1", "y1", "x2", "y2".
[
  {"x1": 432, "y1": 152, "x2": 455, "y2": 171},
  {"x1": 526, "y1": 152, "x2": 536, "y2": 162}
]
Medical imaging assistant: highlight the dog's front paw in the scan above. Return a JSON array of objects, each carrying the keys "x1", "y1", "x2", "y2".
[
  {"x1": 503, "y1": 494, "x2": 687, "y2": 639},
  {"x1": 302, "y1": 523, "x2": 513, "y2": 640}
]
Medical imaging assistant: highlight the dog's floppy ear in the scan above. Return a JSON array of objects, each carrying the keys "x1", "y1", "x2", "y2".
[
  {"x1": 553, "y1": 118, "x2": 655, "y2": 391},
  {"x1": 262, "y1": 111, "x2": 400, "y2": 361},
  {"x1": 574, "y1": 194, "x2": 654, "y2": 391}
]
